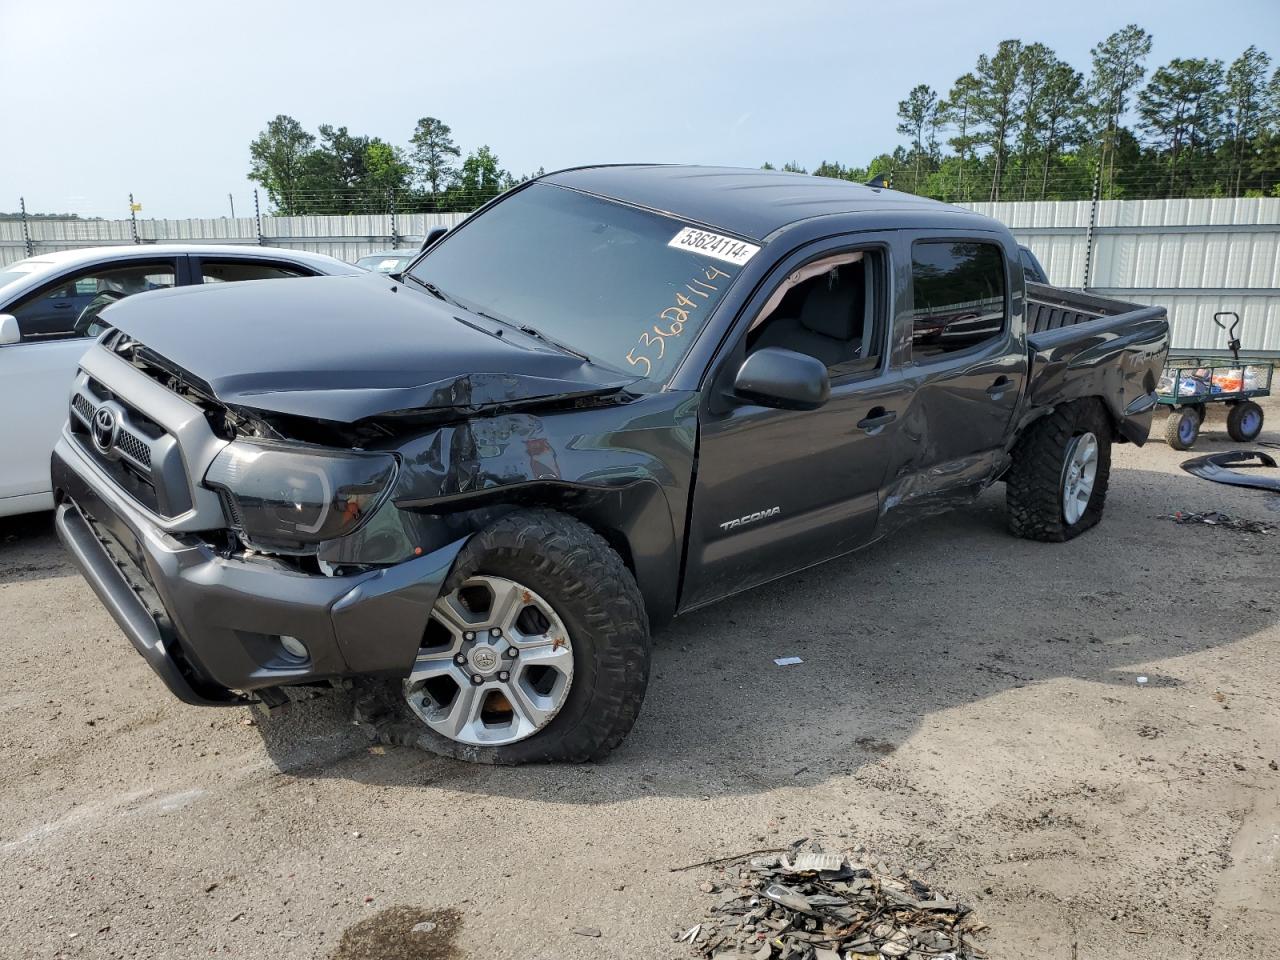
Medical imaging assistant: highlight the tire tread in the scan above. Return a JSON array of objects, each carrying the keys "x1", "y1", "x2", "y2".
[{"x1": 353, "y1": 509, "x2": 650, "y2": 765}]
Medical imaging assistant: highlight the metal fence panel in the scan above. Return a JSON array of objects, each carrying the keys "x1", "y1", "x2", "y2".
[{"x1": 962, "y1": 197, "x2": 1280, "y2": 354}]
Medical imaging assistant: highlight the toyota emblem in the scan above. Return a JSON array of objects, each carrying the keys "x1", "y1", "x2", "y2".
[{"x1": 91, "y1": 406, "x2": 118, "y2": 453}]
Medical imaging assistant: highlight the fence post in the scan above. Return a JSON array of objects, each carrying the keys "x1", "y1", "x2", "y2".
[
  {"x1": 389, "y1": 190, "x2": 399, "y2": 248},
  {"x1": 19, "y1": 196, "x2": 33, "y2": 257},
  {"x1": 1081, "y1": 164, "x2": 1101, "y2": 290},
  {"x1": 254, "y1": 189, "x2": 264, "y2": 246},
  {"x1": 129, "y1": 193, "x2": 140, "y2": 244}
]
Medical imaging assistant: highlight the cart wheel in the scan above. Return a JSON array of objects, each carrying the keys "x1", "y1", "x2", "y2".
[
  {"x1": 1164, "y1": 408, "x2": 1200, "y2": 450},
  {"x1": 1226, "y1": 400, "x2": 1264, "y2": 442}
]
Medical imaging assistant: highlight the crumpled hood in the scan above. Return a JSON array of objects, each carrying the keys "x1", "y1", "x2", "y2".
[{"x1": 102, "y1": 273, "x2": 638, "y2": 422}]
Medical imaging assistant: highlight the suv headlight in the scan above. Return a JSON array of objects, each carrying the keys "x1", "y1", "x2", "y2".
[{"x1": 205, "y1": 441, "x2": 397, "y2": 550}]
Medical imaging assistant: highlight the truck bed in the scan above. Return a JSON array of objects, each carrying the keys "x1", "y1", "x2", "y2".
[
  {"x1": 1025, "y1": 282, "x2": 1156, "y2": 336},
  {"x1": 1022, "y1": 282, "x2": 1170, "y2": 445}
]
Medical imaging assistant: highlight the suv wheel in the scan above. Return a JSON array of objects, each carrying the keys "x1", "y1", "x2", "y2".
[
  {"x1": 1006, "y1": 400, "x2": 1113, "y2": 542},
  {"x1": 355, "y1": 509, "x2": 650, "y2": 764}
]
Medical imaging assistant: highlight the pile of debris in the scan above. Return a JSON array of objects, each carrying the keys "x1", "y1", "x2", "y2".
[
  {"x1": 1159, "y1": 510, "x2": 1274, "y2": 534},
  {"x1": 677, "y1": 842, "x2": 984, "y2": 959}
]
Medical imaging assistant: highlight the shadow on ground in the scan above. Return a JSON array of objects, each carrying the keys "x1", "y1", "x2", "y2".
[
  {"x1": 0, "y1": 510, "x2": 77, "y2": 585},
  {"x1": 248, "y1": 460, "x2": 1279, "y2": 802}
]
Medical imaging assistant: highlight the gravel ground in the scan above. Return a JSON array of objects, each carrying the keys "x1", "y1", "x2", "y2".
[{"x1": 2, "y1": 399, "x2": 1278, "y2": 960}]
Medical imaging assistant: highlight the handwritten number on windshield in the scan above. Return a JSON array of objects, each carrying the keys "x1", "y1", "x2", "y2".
[{"x1": 625, "y1": 265, "x2": 731, "y2": 376}]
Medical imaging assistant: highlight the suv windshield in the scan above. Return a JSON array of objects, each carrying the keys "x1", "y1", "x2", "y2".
[{"x1": 406, "y1": 182, "x2": 750, "y2": 382}]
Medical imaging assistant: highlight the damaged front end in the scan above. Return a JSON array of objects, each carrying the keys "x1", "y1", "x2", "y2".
[{"x1": 54, "y1": 327, "x2": 692, "y2": 707}]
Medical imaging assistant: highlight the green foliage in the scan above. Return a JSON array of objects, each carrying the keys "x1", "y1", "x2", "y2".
[
  {"x1": 409, "y1": 117, "x2": 461, "y2": 197},
  {"x1": 248, "y1": 115, "x2": 315, "y2": 213},
  {"x1": 247, "y1": 116, "x2": 508, "y2": 215},
  {"x1": 769, "y1": 25, "x2": 1280, "y2": 202}
]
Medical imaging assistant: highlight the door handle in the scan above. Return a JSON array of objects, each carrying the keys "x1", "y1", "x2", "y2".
[
  {"x1": 53, "y1": 302, "x2": 73, "y2": 309},
  {"x1": 986, "y1": 376, "x2": 1013, "y2": 398},
  {"x1": 857, "y1": 407, "x2": 897, "y2": 434}
]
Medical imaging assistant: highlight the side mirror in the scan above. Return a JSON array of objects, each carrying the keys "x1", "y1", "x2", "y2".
[
  {"x1": 420, "y1": 226, "x2": 449, "y2": 252},
  {"x1": 0, "y1": 314, "x2": 18, "y2": 346},
  {"x1": 734, "y1": 347, "x2": 830, "y2": 410}
]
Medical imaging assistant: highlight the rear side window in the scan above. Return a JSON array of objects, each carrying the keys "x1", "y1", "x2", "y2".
[
  {"x1": 200, "y1": 261, "x2": 307, "y2": 283},
  {"x1": 910, "y1": 241, "x2": 1006, "y2": 360}
]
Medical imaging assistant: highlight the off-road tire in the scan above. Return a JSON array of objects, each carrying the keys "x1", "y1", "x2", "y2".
[
  {"x1": 1163, "y1": 407, "x2": 1201, "y2": 450},
  {"x1": 353, "y1": 509, "x2": 651, "y2": 764},
  {"x1": 1006, "y1": 400, "x2": 1112, "y2": 542},
  {"x1": 1226, "y1": 400, "x2": 1264, "y2": 442}
]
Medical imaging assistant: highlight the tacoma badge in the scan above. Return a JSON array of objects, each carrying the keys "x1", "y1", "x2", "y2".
[{"x1": 719, "y1": 506, "x2": 781, "y2": 531}]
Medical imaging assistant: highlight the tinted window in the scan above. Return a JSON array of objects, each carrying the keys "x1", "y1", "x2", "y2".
[
  {"x1": 11, "y1": 261, "x2": 176, "y2": 342},
  {"x1": 910, "y1": 241, "x2": 1006, "y2": 359},
  {"x1": 407, "y1": 183, "x2": 743, "y2": 382},
  {"x1": 1018, "y1": 247, "x2": 1047, "y2": 283},
  {"x1": 200, "y1": 261, "x2": 307, "y2": 283}
]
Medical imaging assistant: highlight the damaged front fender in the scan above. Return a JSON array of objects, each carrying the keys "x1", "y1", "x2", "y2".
[{"x1": 318, "y1": 393, "x2": 700, "y2": 628}]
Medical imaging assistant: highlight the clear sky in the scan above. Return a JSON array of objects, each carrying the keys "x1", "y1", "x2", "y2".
[{"x1": 2, "y1": 0, "x2": 1278, "y2": 218}]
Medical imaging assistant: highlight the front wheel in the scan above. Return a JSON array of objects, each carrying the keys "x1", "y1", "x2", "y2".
[
  {"x1": 354, "y1": 509, "x2": 651, "y2": 764},
  {"x1": 1006, "y1": 400, "x2": 1113, "y2": 542},
  {"x1": 1163, "y1": 407, "x2": 1201, "y2": 450}
]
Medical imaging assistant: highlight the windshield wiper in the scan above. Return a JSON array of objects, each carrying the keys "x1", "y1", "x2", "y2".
[
  {"x1": 402, "y1": 272, "x2": 460, "y2": 307},
  {"x1": 404, "y1": 275, "x2": 591, "y2": 363},
  {"x1": 469, "y1": 307, "x2": 591, "y2": 363}
]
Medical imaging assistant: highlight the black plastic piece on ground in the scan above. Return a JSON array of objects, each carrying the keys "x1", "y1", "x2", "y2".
[{"x1": 1180, "y1": 450, "x2": 1280, "y2": 493}]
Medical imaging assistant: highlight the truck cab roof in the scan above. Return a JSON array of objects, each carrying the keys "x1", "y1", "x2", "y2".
[{"x1": 542, "y1": 164, "x2": 994, "y2": 241}]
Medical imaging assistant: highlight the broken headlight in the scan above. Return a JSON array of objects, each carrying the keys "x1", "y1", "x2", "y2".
[{"x1": 205, "y1": 442, "x2": 397, "y2": 551}]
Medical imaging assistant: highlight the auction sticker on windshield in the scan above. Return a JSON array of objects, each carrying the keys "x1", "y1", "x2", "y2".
[{"x1": 668, "y1": 227, "x2": 761, "y2": 266}]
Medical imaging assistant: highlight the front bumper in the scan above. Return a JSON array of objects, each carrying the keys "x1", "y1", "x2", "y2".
[{"x1": 52, "y1": 433, "x2": 466, "y2": 705}]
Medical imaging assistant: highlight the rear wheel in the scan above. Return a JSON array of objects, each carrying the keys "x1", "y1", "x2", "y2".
[
  {"x1": 354, "y1": 509, "x2": 651, "y2": 764},
  {"x1": 1164, "y1": 407, "x2": 1201, "y2": 450},
  {"x1": 1006, "y1": 400, "x2": 1112, "y2": 542},
  {"x1": 1226, "y1": 400, "x2": 1264, "y2": 442}
]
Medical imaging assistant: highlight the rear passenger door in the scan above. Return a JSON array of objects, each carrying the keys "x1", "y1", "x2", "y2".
[
  {"x1": 680, "y1": 237, "x2": 914, "y2": 611},
  {"x1": 881, "y1": 233, "x2": 1026, "y2": 526}
]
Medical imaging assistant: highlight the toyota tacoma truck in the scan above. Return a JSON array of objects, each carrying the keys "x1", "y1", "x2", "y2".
[{"x1": 51, "y1": 165, "x2": 1169, "y2": 764}]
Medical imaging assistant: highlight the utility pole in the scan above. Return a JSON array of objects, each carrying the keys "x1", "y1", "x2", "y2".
[
  {"x1": 128, "y1": 193, "x2": 140, "y2": 244},
  {"x1": 253, "y1": 189, "x2": 264, "y2": 246},
  {"x1": 228, "y1": 193, "x2": 236, "y2": 219},
  {"x1": 18, "y1": 196, "x2": 33, "y2": 257}
]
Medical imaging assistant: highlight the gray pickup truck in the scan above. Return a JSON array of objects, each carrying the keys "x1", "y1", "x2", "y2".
[{"x1": 52, "y1": 166, "x2": 1169, "y2": 763}]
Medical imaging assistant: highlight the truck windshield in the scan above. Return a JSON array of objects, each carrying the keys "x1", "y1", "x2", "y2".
[{"x1": 406, "y1": 182, "x2": 749, "y2": 383}]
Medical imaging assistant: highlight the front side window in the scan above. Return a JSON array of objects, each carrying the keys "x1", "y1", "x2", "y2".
[
  {"x1": 910, "y1": 241, "x2": 1006, "y2": 360},
  {"x1": 11, "y1": 261, "x2": 176, "y2": 342},
  {"x1": 406, "y1": 183, "x2": 748, "y2": 382},
  {"x1": 746, "y1": 250, "x2": 883, "y2": 377}
]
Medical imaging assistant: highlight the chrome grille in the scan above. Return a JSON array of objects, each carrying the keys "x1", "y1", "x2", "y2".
[
  {"x1": 115, "y1": 428, "x2": 152, "y2": 468},
  {"x1": 67, "y1": 375, "x2": 192, "y2": 517},
  {"x1": 72, "y1": 392, "x2": 95, "y2": 421}
]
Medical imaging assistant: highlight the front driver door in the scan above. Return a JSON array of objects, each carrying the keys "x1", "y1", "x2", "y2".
[{"x1": 680, "y1": 239, "x2": 913, "y2": 611}]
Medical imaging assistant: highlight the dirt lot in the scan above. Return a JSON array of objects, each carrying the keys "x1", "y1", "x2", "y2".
[{"x1": 2, "y1": 400, "x2": 1278, "y2": 960}]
